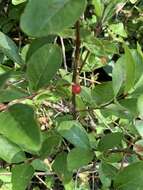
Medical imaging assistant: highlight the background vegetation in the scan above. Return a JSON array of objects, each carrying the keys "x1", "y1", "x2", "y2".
[{"x1": 0, "y1": 0, "x2": 143, "y2": 189}]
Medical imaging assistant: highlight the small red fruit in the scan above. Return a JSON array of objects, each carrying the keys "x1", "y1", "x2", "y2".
[{"x1": 72, "y1": 84, "x2": 81, "y2": 94}]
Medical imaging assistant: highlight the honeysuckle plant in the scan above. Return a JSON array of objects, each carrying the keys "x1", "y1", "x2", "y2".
[{"x1": 0, "y1": 0, "x2": 143, "y2": 189}]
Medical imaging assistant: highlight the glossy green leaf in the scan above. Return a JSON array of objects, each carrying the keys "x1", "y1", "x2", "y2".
[
  {"x1": 27, "y1": 44, "x2": 62, "y2": 91},
  {"x1": 114, "y1": 162, "x2": 143, "y2": 190},
  {"x1": 52, "y1": 152, "x2": 72, "y2": 182},
  {"x1": 57, "y1": 121, "x2": 90, "y2": 149},
  {"x1": 124, "y1": 45, "x2": 135, "y2": 93},
  {"x1": 131, "y1": 49, "x2": 143, "y2": 83},
  {"x1": 98, "y1": 132, "x2": 123, "y2": 151},
  {"x1": 12, "y1": 163, "x2": 34, "y2": 190},
  {"x1": 119, "y1": 98, "x2": 138, "y2": 117},
  {"x1": 0, "y1": 32, "x2": 22, "y2": 64},
  {"x1": 67, "y1": 148, "x2": 94, "y2": 171},
  {"x1": 20, "y1": 0, "x2": 87, "y2": 37},
  {"x1": 112, "y1": 56, "x2": 125, "y2": 96},
  {"x1": 92, "y1": 81, "x2": 114, "y2": 106},
  {"x1": 26, "y1": 36, "x2": 55, "y2": 61},
  {"x1": 0, "y1": 103, "x2": 41, "y2": 152},
  {"x1": 0, "y1": 135, "x2": 26, "y2": 163}
]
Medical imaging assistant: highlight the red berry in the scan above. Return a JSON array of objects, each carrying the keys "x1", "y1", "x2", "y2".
[{"x1": 72, "y1": 84, "x2": 81, "y2": 94}]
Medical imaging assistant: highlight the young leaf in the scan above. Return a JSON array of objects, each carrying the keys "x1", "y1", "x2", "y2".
[
  {"x1": 67, "y1": 148, "x2": 94, "y2": 171},
  {"x1": 57, "y1": 121, "x2": 90, "y2": 149},
  {"x1": 109, "y1": 23, "x2": 127, "y2": 38},
  {"x1": 12, "y1": 163, "x2": 34, "y2": 190},
  {"x1": 20, "y1": 0, "x2": 87, "y2": 37},
  {"x1": 0, "y1": 135, "x2": 26, "y2": 163},
  {"x1": 27, "y1": 44, "x2": 62, "y2": 91},
  {"x1": 92, "y1": 0, "x2": 104, "y2": 18},
  {"x1": 114, "y1": 162, "x2": 143, "y2": 190},
  {"x1": 98, "y1": 132, "x2": 123, "y2": 151},
  {"x1": 0, "y1": 103, "x2": 41, "y2": 152},
  {"x1": 0, "y1": 32, "x2": 22, "y2": 64}
]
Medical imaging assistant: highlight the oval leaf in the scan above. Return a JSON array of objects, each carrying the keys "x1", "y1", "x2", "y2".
[
  {"x1": 114, "y1": 162, "x2": 143, "y2": 190},
  {"x1": 67, "y1": 148, "x2": 94, "y2": 171},
  {"x1": 20, "y1": 0, "x2": 87, "y2": 37},
  {"x1": 12, "y1": 163, "x2": 34, "y2": 190},
  {"x1": 0, "y1": 103, "x2": 41, "y2": 152},
  {"x1": 98, "y1": 132, "x2": 123, "y2": 151},
  {"x1": 0, "y1": 135, "x2": 26, "y2": 163},
  {"x1": 57, "y1": 121, "x2": 90, "y2": 149},
  {"x1": 27, "y1": 44, "x2": 62, "y2": 91},
  {"x1": 0, "y1": 32, "x2": 22, "y2": 64}
]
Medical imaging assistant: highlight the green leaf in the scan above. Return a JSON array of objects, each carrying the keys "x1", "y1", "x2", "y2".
[
  {"x1": 99, "y1": 162, "x2": 118, "y2": 188},
  {"x1": 119, "y1": 98, "x2": 138, "y2": 117},
  {"x1": 31, "y1": 159, "x2": 50, "y2": 172},
  {"x1": 109, "y1": 23, "x2": 127, "y2": 38},
  {"x1": 12, "y1": 163, "x2": 34, "y2": 190},
  {"x1": 0, "y1": 32, "x2": 22, "y2": 64},
  {"x1": 0, "y1": 72, "x2": 11, "y2": 89},
  {"x1": 12, "y1": 0, "x2": 27, "y2": 5},
  {"x1": 67, "y1": 148, "x2": 94, "y2": 171},
  {"x1": 0, "y1": 88, "x2": 28, "y2": 103},
  {"x1": 92, "y1": 0, "x2": 104, "y2": 18},
  {"x1": 112, "y1": 55, "x2": 125, "y2": 96},
  {"x1": 91, "y1": 81, "x2": 114, "y2": 106},
  {"x1": 39, "y1": 133, "x2": 61, "y2": 157},
  {"x1": 114, "y1": 162, "x2": 143, "y2": 190},
  {"x1": 0, "y1": 135, "x2": 26, "y2": 163},
  {"x1": 52, "y1": 152, "x2": 72, "y2": 182},
  {"x1": 134, "y1": 120, "x2": 143, "y2": 138},
  {"x1": 0, "y1": 103, "x2": 41, "y2": 152},
  {"x1": 124, "y1": 45, "x2": 136, "y2": 93},
  {"x1": 98, "y1": 132, "x2": 123, "y2": 151},
  {"x1": 20, "y1": 0, "x2": 87, "y2": 37},
  {"x1": 26, "y1": 36, "x2": 55, "y2": 61},
  {"x1": 57, "y1": 121, "x2": 90, "y2": 149},
  {"x1": 137, "y1": 94, "x2": 143, "y2": 117},
  {"x1": 27, "y1": 44, "x2": 62, "y2": 91},
  {"x1": 131, "y1": 49, "x2": 143, "y2": 83}
]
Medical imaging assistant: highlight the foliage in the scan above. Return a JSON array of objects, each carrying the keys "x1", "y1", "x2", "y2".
[{"x1": 0, "y1": 0, "x2": 142, "y2": 189}]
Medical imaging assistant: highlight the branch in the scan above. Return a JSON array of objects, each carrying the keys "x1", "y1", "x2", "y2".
[{"x1": 72, "y1": 20, "x2": 81, "y2": 119}]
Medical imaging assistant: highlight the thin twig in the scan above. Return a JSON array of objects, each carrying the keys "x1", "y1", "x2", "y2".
[
  {"x1": 72, "y1": 20, "x2": 81, "y2": 119},
  {"x1": 79, "y1": 50, "x2": 90, "y2": 73}
]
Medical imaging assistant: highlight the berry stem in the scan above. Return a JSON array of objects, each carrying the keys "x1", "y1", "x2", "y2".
[{"x1": 72, "y1": 20, "x2": 81, "y2": 119}]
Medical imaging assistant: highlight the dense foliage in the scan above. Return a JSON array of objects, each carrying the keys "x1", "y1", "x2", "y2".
[{"x1": 0, "y1": 0, "x2": 143, "y2": 189}]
